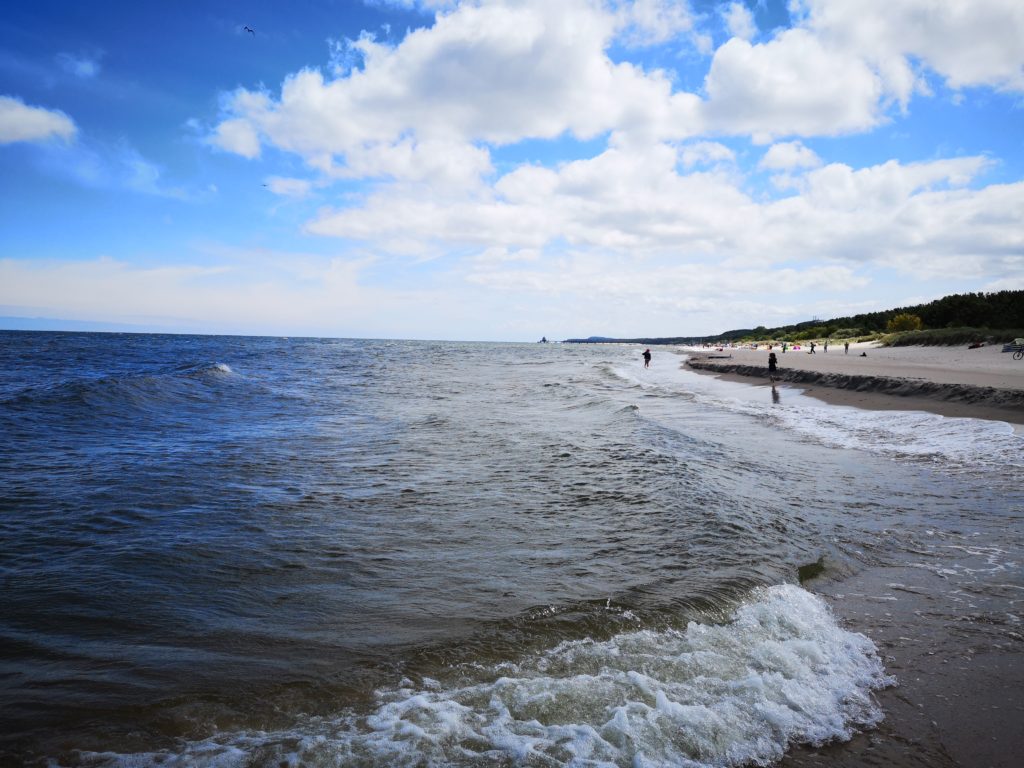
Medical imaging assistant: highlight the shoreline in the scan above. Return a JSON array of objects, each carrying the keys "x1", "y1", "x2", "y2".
[
  {"x1": 685, "y1": 342, "x2": 1024, "y2": 765},
  {"x1": 684, "y1": 344, "x2": 1024, "y2": 426},
  {"x1": 782, "y1": 564, "x2": 1024, "y2": 768}
]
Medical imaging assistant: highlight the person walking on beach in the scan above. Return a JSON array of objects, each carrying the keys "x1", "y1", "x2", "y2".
[
  {"x1": 809, "y1": 342, "x2": 816, "y2": 354},
  {"x1": 768, "y1": 351, "x2": 778, "y2": 383},
  {"x1": 823, "y1": 340, "x2": 828, "y2": 353},
  {"x1": 642, "y1": 349, "x2": 651, "y2": 368},
  {"x1": 844, "y1": 341, "x2": 849, "y2": 354}
]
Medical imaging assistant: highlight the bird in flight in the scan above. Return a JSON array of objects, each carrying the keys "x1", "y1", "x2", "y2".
[{"x1": 243, "y1": 25, "x2": 255, "y2": 36}]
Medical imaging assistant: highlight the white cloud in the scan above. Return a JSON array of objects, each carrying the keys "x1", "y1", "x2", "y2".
[
  {"x1": 209, "y1": 0, "x2": 704, "y2": 184},
  {"x1": 616, "y1": 0, "x2": 696, "y2": 46},
  {"x1": 703, "y1": 30, "x2": 884, "y2": 140},
  {"x1": 759, "y1": 141, "x2": 821, "y2": 170},
  {"x1": 794, "y1": 0, "x2": 1024, "y2": 94},
  {"x1": 723, "y1": 2, "x2": 757, "y2": 41},
  {"x1": 182, "y1": 0, "x2": 1024, "y2": 337},
  {"x1": 0, "y1": 95, "x2": 76, "y2": 144},
  {"x1": 679, "y1": 141, "x2": 736, "y2": 168},
  {"x1": 307, "y1": 142, "x2": 1022, "y2": 295},
  {"x1": 265, "y1": 176, "x2": 313, "y2": 198},
  {"x1": 207, "y1": 0, "x2": 1024, "y2": 173},
  {"x1": 208, "y1": 116, "x2": 261, "y2": 158},
  {"x1": 701, "y1": 0, "x2": 1024, "y2": 139}
]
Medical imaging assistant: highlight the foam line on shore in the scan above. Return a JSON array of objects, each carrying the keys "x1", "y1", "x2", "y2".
[{"x1": 685, "y1": 358, "x2": 1024, "y2": 412}]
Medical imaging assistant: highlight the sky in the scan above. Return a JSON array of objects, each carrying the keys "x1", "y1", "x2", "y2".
[{"x1": 1, "y1": 0, "x2": 1022, "y2": 341}]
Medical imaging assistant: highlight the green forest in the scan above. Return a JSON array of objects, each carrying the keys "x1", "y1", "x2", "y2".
[{"x1": 566, "y1": 290, "x2": 1024, "y2": 346}]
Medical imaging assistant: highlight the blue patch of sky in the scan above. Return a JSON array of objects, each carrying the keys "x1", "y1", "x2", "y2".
[
  {"x1": 691, "y1": 0, "x2": 792, "y2": 44},
  {"x1": 0, "y1": 2, "x2": 424, "y2": 163},
  {"x1": 788, "y1": 83, "x2": 1024, "y2": 187},
  {"x1": 0, "y1": 1, "x2": 432, "y2": 267},
  {"x1": 489, "y1": 133, "x2": 611, "y2": 176}
]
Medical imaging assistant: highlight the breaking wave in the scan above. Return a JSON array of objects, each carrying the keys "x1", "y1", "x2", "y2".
[{"x1": 71, "y1": 585, "x2": 893, "y2": 768}]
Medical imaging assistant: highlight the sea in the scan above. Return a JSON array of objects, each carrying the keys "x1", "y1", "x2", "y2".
[{"x1": 0, "y1": 331, "x2": 1021, "y2": 767}]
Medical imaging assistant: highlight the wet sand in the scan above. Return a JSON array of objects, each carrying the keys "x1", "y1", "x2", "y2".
[
  {"x1": 685, "y1": 342, "x2": 1024, "y2": 767},
  {"x1": 784, "y1": 565, "x2": 1024, "y2": 768},
  {"x1": 685, "y1": 343, "x2": 1024, "y2": 425}
]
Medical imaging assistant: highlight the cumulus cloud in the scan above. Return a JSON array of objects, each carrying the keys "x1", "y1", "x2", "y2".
[
  {"x1": 701, "y1": 0, "x2": 1024, "y2": 139},
  {"x1": 208, "y1": 116, "x2": 261, "y2": 158},
  {"x1": 186, "y1": 0, "x2": 1023, "y2": 336},
  {"x1": 793, "y1": 0, "x2": 1024, "y2": 94},
  {"x1": 759, "y1": 141, "x2": 821, "y2": 170},
  {"x1": 207, "y1": 0, "x2": 1024, "y2": 173},
  {"x1": 307, "y1": 139, "x2": 1023, "y2": 299},
  {"x1": 616, "y1": 0, "x2": 697, "y2": 46},
  {"x1": 679, "y1": 141, "x2": 736, "y2": 168},
  {"x1": 703, "y1": 30, "x2": 884, "y2": 140},
  {"x1": 209, "y1": 0, "x2": 704, "y2": 185},
  {"x1": 0, "y1": 95, "x2": 77, "y2": 144},
  {"x1": 723, "y1": 2, "x2": 757, "y2": 41}
]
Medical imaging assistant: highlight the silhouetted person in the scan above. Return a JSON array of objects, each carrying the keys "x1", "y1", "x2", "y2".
[{"x1": 642, "y1": 349, "x2": 651, "y2": 368}]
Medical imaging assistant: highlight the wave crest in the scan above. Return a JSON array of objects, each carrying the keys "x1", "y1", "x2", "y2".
[{"x1": 74, "y1": 585, "x2": 893, "y2": 767}]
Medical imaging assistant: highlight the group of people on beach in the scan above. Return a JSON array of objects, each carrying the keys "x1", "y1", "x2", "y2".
[{"x1": 767, "y1": 340, "x2": 863, "y2": 387}]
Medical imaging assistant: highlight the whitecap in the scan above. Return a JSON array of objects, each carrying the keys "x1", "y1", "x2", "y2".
[{"x1": 74, "y1": 585, "x2": 893, "y2": 768}]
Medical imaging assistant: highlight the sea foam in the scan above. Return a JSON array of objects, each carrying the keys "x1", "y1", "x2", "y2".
[
  {"x1": 616, "y1": 356, "x2": 1023, "y2": 473},
  {"x1": 73, "y1": 585, "x2": 893, "y2": 768}
]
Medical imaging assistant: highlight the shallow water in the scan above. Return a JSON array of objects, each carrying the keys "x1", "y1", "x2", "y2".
[{"x1": 0, "y1": 332, "x2": 1020, "y2": 766}]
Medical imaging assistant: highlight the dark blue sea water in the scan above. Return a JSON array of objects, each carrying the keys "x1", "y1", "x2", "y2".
[{"x1": 1, "y1": 331, "x2": 1021, "y2": 767}]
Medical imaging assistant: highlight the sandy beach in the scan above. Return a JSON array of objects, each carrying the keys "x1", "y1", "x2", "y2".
[
  {"x1": 686, "y1": 341, "x2": 1024, "y2": 768},
  {"x1": 685, "y1": 342, "x2": 1024, "y2": 425}
]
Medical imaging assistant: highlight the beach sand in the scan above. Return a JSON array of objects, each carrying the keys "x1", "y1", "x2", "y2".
[
  {"x1": 685, "y1": 342, "x2": 1024, "y2": 425},
  {"x1": 687, "y1": 343, "x2": 1024, "y2": 767},
  {"x1": 783, "y1": 565, "x2": 1024, "y2": 768}
]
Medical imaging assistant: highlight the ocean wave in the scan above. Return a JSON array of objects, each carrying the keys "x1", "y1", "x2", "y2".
[
  {"x1": 637, "y1": 358, "x2": 1024, "y2": 474},
  {"x1": 1, "y1": 361, "x2": 239, "y2": 412},
  {"x1": 69, "y1": 585, "x2": 893, "y2": 768}
]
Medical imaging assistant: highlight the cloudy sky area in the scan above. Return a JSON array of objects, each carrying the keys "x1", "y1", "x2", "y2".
[{"x1": 1, "y1": 0, "x2": 1022, "y2": 340}]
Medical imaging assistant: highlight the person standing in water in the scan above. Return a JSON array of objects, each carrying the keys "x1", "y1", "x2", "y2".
[
  {"x1": 768, "y1": 351, "x2": 778, "y2": 383},
  {"x1": 642, "y1": 349, "x2": 652, "y2": 368}
]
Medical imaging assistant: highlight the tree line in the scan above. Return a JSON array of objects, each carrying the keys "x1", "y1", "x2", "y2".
[{"x1": 564, "y1": 290, "x2": 1024, "y2": 345}]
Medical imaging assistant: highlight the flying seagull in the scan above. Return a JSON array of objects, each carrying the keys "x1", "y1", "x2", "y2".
[{"x1": 243, "y1": 25, "x2": 255, "y2": 36}]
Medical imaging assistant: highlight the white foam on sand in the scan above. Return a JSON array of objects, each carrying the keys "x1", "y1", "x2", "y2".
[
  {"x1": 613, "y1": 351, "x2": 1023, "y2": 473},
  {"x1": 72, "y1": 585, "x2": 893, "y2": 768},
  {"x1": 770, "y1": 400, "x2": 1023, "y2": 471}
]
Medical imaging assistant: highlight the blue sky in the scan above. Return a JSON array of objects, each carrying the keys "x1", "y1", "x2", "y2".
[{"x1": 1, "y1": 0, "x2": 1022, "y2": 340}]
